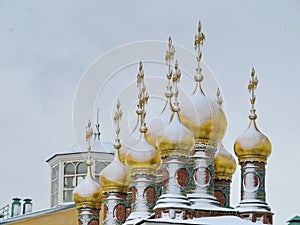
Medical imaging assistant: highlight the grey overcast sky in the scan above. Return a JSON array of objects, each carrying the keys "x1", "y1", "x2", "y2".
[{"x1": 0, "y1": 1, "x2": 300, "y2": 225}]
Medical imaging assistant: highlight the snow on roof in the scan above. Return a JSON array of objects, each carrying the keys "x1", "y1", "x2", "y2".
[
  {"x1": 68, "y1": 141, "x2": 115, "y2": 154},
  {"x1": 0, "y1": 203, "x2": 75, "y2": 224},
  {"x1": 287, "y1": 215, "x2": 300, "y2": 222},
  {"x1": 146, "y1": 215, "x2": 257, "y2": 225}
]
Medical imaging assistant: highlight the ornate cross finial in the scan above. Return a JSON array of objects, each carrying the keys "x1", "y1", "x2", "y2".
[
  {"x1": 85, "y1": 119, "x2": 94, "y2": 165},
  {"x1": 248, "y1": 67, "x2": 258, "y2": 120},
  {"x1": 216, "y1": 88, "x2": 223, "y2": 106},
  {"x1": 165, "y1": 37, "x2": 175, "y2": 78},
  {"x1": 113, "y1": 100, "x2": 123, "y2": 150},
  {"x1": 172, "y1": 60, "x2": 181, "y2": 112},
  {"x1": 194, "y1": 21, "x2": 205, "y2": 89},
  {"x1": 136, "y1": 62, "x2": 149, "y2": 133},
  {"x1": 163, "y1": 37, "x2": 176, "y2": 107},
  {"x1": 195, "y1": 21, "x2": 206, "y2": 49},
  {"x1": 137, "y1": 61, "x2": 148, "y2": 110},
  {"x1": 137, "y1": 61, "x2": 144, "y2": 88}
]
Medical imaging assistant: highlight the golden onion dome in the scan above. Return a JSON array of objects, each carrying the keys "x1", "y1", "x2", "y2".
[
  {"x1": 180, "y1": 22, "x2": 227, "y2": 145},
  {"x1": 214, "y1": 143, "x2": 237, "y2": 181},
  {"x1": 125, "y1": 132, "x2": 162, "y2": 176},
  {"x1": 180, "y1": 86, "x2": 227, "y2": 145},
  {"x1": 100, "y1": 100, "x2": 131, "y2": 193},
  {"x1": 154, "y1": 55, "x2": 195, "y2": 157},
  {"x1": 234, "y1": 119, "x2": 271, "y2": 164},
  {"x1": 125, "y1": 60, "x2": 162, "y2": 175},
  {"x1": 73, "y1": 162, "x2": 103, "y2": 209},
  {"x1": 234, "y1": 67, "x2": 272, "y2": 164},
  {"x1": 156, "y1": 112, "x2": 194, "y2": 158},
  {"x1": 73, "y1": 120, "x2": 103, "y2": 209},
  {"x1": 100, "y1": 147, "x2": 131, "y2": 194}
]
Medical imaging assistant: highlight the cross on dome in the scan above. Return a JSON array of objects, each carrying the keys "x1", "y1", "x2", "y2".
[
  {"x1": 165, "y1": 37, "x2": 175, "y2": 76},
  {"x1": 113, "y1": 100, "x2": 123, "y2": 150},
  {"x1": 136, "y1": 61, "x2": 149, "y2": 134},
  {"x1": 248, "y1": 67, "x2": 258, "y2": 120},
  {"x1": 85, "y1": 119, "x2": 94, "y2": 166},
  {"x1": 171, "y1": 60, "x2": 181, "y2": 112},
  {"x1": 194, "y1": 21, "x2": 205, "y2": 86}
]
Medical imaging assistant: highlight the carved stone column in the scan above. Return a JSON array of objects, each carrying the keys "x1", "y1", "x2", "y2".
[
  {"x1": 77, "y1": 207, "x2": 101, "y2": 225},
  {"x1": 154, "y1": 156, "x2": 192, "y2": 219},
  {"x1": 103, "y1": 192, "x2": 127, "y2": 225},
  {"x1": 187, "y1": 141, "x2": 220, "y2": 217}
]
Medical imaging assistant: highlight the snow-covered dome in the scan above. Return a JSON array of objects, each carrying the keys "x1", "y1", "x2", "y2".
[
  {"x1": 73, "y1": 162, "x2": 103, "y2": 208},
  {"x1": 214, "y1": 143, "x2": 236, "y2": 181},
  {"x1": 100, "y1": 147, "x2": 131, "y2": 194},
  {"x1": 180, "y1": 85, "x2": 227, "y2": 146},
  {"x1": 234, "y1": 67, "x2": 272, "y2": 164},
  {"x1": 234, "y1": 118, "x2": 271, "y2": 164},
  {"x1": 125, "y1": 132, "x2": 162, "y2": 176},
  {"x1": 180, "y1": 22, "x2": 227, "y2": 146},
  {"x1": 156, "y1": 112, "x2": 194, "y2": 158},
  {"x1": 124, "y1": 60, "x2": 162, "y2": 174}
]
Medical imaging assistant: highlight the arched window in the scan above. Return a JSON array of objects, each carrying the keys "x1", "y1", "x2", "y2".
[
  {"x1": 76, "y1": 162, "x2": 87, "y2": 174},
  {"x1": 63, "y1": 162, "x2": 76, "y2": 202},
  {"x1": 64, "y1": 163, "x2": 75, "y2": 175}
]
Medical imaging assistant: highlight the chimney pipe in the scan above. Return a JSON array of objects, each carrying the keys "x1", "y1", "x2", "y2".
[
  {"x1": 11, "y1": 198, "x2": 21, "y2": 217},
  {"x1": 23, "y1": 198, "x2": 32, "y2": 214}
]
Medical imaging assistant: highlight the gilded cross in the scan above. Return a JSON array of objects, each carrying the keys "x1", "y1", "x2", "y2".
[
  {"x1": 113, "y1": 100, "x2": 123, "y2": 141},
  {"x1": 85, "y1": 119, "x2": 94, "y2": 153},
  {"x1": 172, "y1": 60, "x2": 181, "y2": 112},
  {"x1": 165, "y1": 37, "x2": 175, "y2": 81},
  {"x1": 248, "y1": 67, "x2": 258, "y2": 119},
  {"x1": 136, "y1": 61, "x2": 148, "y2": 133},
  {"x1": 137, "y1": 61, "x2": 148, "y2": 111},
  {"x1": 194, "y1": 21, "x2": 205, "y2": 85},
  {"x1": 194, "y1": 21, "x2": 206, "y2": 49}
]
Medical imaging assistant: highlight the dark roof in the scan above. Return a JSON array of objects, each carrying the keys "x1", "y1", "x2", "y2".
[
  {"x1": 45, "y1": 151, "x2": 113, "y2": 162},
  {"x1": 288, "y1": 216, "x2": 300, "y2": 222},
  {"x1": 46, "y1": 141, "x2": 115, "y2": 162}
]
